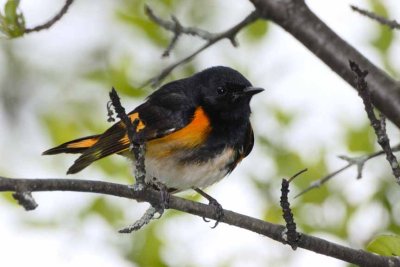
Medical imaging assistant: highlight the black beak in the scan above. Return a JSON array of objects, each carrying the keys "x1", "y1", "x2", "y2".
[{"x1": 243, "y1": 86, "x2": 265, "y2": 96}]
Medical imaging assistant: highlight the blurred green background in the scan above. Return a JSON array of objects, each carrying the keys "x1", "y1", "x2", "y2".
[{"x1": 1, "y1": 0, "x2": 400, "y2": 266}]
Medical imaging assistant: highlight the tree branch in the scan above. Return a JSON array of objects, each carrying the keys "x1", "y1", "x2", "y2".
[
  {"x1": 351, "y1": 5, "x2": 400, "y2": 30},
  {"x1": 0, "y1": 176, "x2": 398, "y2": 266},
  {"x1": 250, "y1": 0, "x2": 400, "y2": 129},
  {"x1": 296, "y1": 144, "x2": 400, "y2": 198},
  {"x1": 143, "y1": 8, "x2": 260, "y2": 87},
  {"x1": 145, "y1": 5, "x2": 215, "y2": 57},
  {"x1": 350, "y1": 61, "x2": 400, "y2": 184},
  {"x1": 280, "y1": 169, "x2": 306, "y2": 250},
  {"x1": 24, "y1": 0, "x2": 74, "y2": 33}
]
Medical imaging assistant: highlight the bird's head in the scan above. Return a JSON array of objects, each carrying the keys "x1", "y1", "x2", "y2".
[{"x1": 195, "y1": 66, "x2": 264, "y2": 120}]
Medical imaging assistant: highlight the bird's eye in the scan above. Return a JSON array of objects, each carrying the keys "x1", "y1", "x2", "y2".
[{"x1": 217, "y1": 87, "x2": 226, "y2": 95}]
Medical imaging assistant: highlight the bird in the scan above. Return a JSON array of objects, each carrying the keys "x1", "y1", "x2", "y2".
[{"x1": 43, "y1": 66, "x2": 263, "y2": 223}]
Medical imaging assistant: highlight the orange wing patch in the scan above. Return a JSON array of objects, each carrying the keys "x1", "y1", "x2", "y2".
[
  {"x1": 128, "y1": 112, "x2": 146, "y2": 131},
  {"x1": 147, "y1": 107, "x2": 211, "y2": 158}
]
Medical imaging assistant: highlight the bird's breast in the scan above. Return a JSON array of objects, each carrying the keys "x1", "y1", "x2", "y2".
[{"x1": 143, "y1": 146, "x2": 237, "y2": 190}]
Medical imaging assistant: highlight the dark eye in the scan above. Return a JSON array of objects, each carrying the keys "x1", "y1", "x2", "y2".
[{"x1": 217, "y1": 86, "x2": 226, "y2": 95}]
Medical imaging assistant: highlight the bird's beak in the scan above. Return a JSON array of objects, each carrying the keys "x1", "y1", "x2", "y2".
[{"x1": 243, "y1": 86, "x2": 265, "y2": 96}]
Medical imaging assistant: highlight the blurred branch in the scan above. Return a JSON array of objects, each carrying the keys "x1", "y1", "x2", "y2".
[
  {"x1": 25, "y1": 0, "x2": 74, "y2": 33},
  {"x1": 350, "y1": 61, "x2": 400, "y2": 184},
  {"x1": 351, "y1": 5, "x2": 400, "y2": 30},
  {"x1": 144, "y1": 8, "x2": 260, "y2": 87},
  {"x1": 145, "y1": 5, "x2": 215, "y2": 57},
  {"x1": 296, "y1": 144, "x2": 400, "y2": 198},
  {"x1": 0, "y1": 176, "x2": 399, "y2": 266}
]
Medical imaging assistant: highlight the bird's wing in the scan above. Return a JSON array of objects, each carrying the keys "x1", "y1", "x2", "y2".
[{"x1": 66, "y1": 86, "x2": 201, "y2": 174}]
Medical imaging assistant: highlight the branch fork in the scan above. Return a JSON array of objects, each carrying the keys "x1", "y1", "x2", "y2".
[{"x1": 143, "y1": 5, "x2": 260, "y2": 87}]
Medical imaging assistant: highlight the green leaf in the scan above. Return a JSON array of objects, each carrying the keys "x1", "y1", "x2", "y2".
[
  {"x1": 126, "y1": 223, "x2": 167, "y2": 267},
  {"x1": 367, "y1": 235, "x2": 400, "y2": 256},
  {"x1": 84, "y1": 59, "x2": 148, "y2": 98},
  {"x1": 242, "y1": 20, "x2": 269, "y2": 42},
  {"x1": 0, "y1": 0, "x2": 25, "y2": 38},
  {"x1": 368, "y1": 0, "x2": 397, "y2": 76},
  {"x1": 116, "y1": 11, "x2": 168, "y2": 47},
  {"x1": 96, "y1": 157, "x2": 132, "y2": 183},
  {"x1": 369, "y1": 0, "x2": 393, "y2": 53},
  {"x1": 273, "y1": 108, "x2": 294, "y2": 126},
  {"x1": 1, "y1": 192, "x2": 18, "y2": 205},
  {"x1": 345, "y1": 123, "x2": 375, "y2": 153},
  {"x1": 5, "y1": 0, "x2": 18, "y2": 22},
  {"x1": 81, "y1": 197, "x2": 125, "y2": 225},
  {"x1": 263, "y1": 204, "x2": 282, "y2": 224},
  {"x1": 42, "y1": 114, "x2": 82, "y2": 144}
]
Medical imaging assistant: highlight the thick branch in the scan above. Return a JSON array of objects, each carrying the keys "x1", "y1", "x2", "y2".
[
  {"x1": 249, "y1": 0, "x2": 400, "y2": 128},
  {"x1": 0, "y1": 176, "x2": 398, "y2": 266},
  {"x1": 25, "y1": 0, "x2": 74, "y2": 33}
]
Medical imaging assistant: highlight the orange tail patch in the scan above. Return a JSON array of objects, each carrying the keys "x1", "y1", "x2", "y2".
[{"x1": 42, "y1": 135, "x2": 100, "y2": 155}]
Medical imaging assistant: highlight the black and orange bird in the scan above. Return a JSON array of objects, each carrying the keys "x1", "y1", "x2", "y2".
[{"x1": 43, "y1": 66, "x2": 263, "y2": 208}]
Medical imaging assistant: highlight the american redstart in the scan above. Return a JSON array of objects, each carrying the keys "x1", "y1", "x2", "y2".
[{"x1": 43, "y1": 66, "x2": 263, "y2": 193}]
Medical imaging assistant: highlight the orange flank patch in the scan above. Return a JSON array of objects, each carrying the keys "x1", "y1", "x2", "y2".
[
  {"x1": 146, "y1": 107, "x2": 211, "y2": 158},
  {"x1": 128, "y1": 112, "x2": 145, "y2": 132},
  {"x1": 67, "y1": 137, "x2": 99, "y2": 149}
]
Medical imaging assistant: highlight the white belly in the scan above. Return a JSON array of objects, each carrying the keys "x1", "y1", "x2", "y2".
[{"x1": 132, "y1": 147, "x2": 236, "y2": 190}]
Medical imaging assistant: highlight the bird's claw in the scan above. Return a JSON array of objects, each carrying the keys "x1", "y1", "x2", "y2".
[{"x1": 195, "y1": 188, "x2": 224, "y2": 228}]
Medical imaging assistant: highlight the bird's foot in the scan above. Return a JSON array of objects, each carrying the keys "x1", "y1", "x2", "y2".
[
  {"x1": 194, "y1": 188, "x2": 224, "y2": 228},
  {"x1": 151, "y1": 178, "x2": 170, "y2": 217}
]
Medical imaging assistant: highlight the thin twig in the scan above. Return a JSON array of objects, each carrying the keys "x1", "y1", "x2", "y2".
[
  {"x1": 119, "y1": 206, "x2": 161, "y2": 233},
  {"x1": 295, "y1": 145, "x2": 400, "y2": 198},
  {"x1": 351, "y1": 5, "x2": 400, "y2": 30},
  {"x1": 145, "y1": 5, "x2": 214, "y2": 41},
  {"x1": 25, "y1": 0, "x2": 74, "y2": 33},
  {"x1": 0, "y1": 176, "x2": 398, "y2": 267},
  {"x1": 350, "y1": 60, "x2": 400, "y2": 184},
  {"x1": 145, "y1": 5, "x2": 214, "y2": 57},
  {"x1": 109, "y1": 88, "x2": 146, "y2": 187},
  {"x1": 287, "y1": 168, "x2": 308, "y2": 183},
  {"x1": 143, "y1": 9, "x2": 260, "y2": 87},
  {"x1": 280, "y1": 169, "x2": 306, "y2": 250}
]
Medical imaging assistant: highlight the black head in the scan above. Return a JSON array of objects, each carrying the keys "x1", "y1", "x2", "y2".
[{"x1": 194, "y1": 66, "x2": 264, "y2": 121}]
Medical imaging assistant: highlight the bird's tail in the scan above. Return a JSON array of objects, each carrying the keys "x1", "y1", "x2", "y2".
[
  {"x1": 42, "y1": 135, "x2": 101, "y2": 155},
  {"x1": 43, "y1": 122, "x2": 131, "y2": 174},
  {"x1": 42, "y1": 134, "x2": 117, "y2": 175}
]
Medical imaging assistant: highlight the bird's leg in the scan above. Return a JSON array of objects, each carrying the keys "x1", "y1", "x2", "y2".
[
  {"x1": 194, "y1": 188, "x2": 224, "y2": 228},
  {"x1": 151, "y1": 177, "x2": 170, "y2": 216}
]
